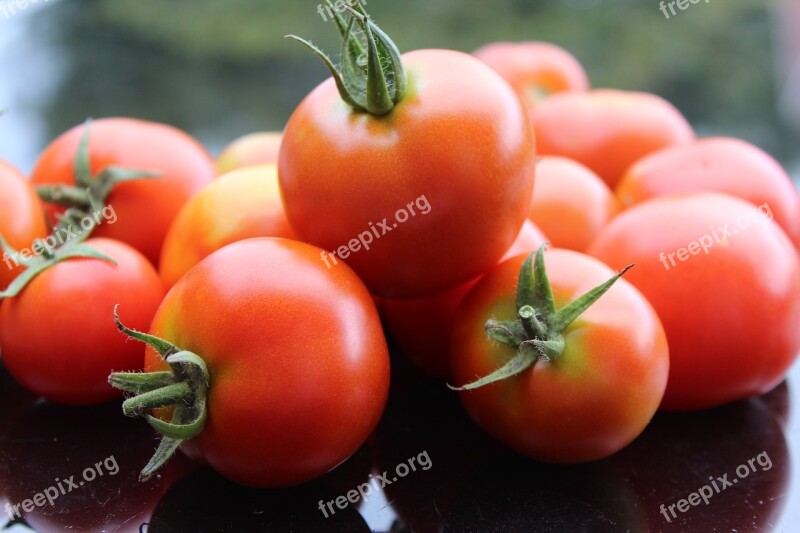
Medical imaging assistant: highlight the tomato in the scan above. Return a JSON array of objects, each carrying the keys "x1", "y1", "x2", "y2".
[
  {"x1": 215, "y1": 132, "x2": 282, "y2": 174},
  {"x1": 528, "y1": 156, "x2": 618, "y2": 251},
  {"x1": 588, "y1": 193, "x2": 800, "y2": 411},
  {"x1": 0, "y1": 160, "x2": 47, "y2": 290},
  {"x1": 110, "y1": 238, "x2": 390, "y2": 488},
  {"x1": 473, "y1": 41, "x2": 589, "y2": 107},
  {"x1": 532, "y1": 89, "x2": 695, "y2": 188},
  {"x1": 159, "y1": 164, "x2": 296, "y2": 288},
  {"x1": 31, "y1": 118, "x2": 216, "y2": 266},
  {"x1": 381, "y1": 220, "x2": 546, "y2": 378},
  {"x1": 280, "y1": 42, "x2": 535, "y2": 298},
  {"x1": 616, "y1": 137, "x2": 800, "y2": 247},
  {"x1": 0, "y1": 238, "x2": 164, "y2": 405},
  {"x1": 450, "y1": 247, "x2": 668, "y2": 462}
]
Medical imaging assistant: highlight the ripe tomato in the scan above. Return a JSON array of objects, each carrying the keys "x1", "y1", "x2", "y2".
[
  {"x1": 31, "y1": 118, "x2": 216, "y2": 266},
  {"x1": 215, "y1": 132, "x2": 282, "y2": 174},
  {"x1": 0, "y1": 160, "x2": 47, "y2": 290},
  {"x1": 381, "y1": 220, "x2": 546, "y2": 378},
  {"x1": 473, "y1": 41, "x2": 589, "y2": 107},
  {"x1": 532, "y1": 89, "x2": 694, "y2": 188},
  {"x1": 528, "y1": 156, "x2": 618, "y2": 251},
  {"x1": 159, "y1": 164, "x2": 296, "y2": 288},
  {"x1": 616, "y1": 137, "x2": 800, "y2": 247},
  {"x1": 279, "y1": 48, "x2": 535, "y2": 299},
  {"x1": 589, "y1": 193, "x2": 800, "y2": 410},
  {"x1": 0, "y1": 238, "x2": 164, "y2": 405},
  {"x1": 450, "y1": 248, "x2": 668, "y2": 462},
  {"x1": 112, "y1": 238, "x2": 390, "y2": 488}
]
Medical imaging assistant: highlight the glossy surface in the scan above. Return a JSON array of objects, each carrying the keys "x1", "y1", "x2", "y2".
[
  {"x1": 0, "y1": 161, "x2": 47, "y2": 290},
  {"x1": 589, "y1": 193, "x2": 800, "y2": 411},
  {"x1": 215, "y1": 132, "x2": 283, "y2": 174},
  {"x1": 0, "y1": 238, "x2": 165, "y2": 405},
  {"x1": 147, "y1": 238, "x2": 390, "y2": 487},
  {"x1": 279, "y1": 49, "x2": 536, "y2": 299},
  {"x1": 30, "y1": 118, "x2": 216, "y2": 266},
  {"x1": 451, "y1": 250, "x2": 669, "y2": 462},
  {"x1": 159, "y1": 164, "x2": 296, "y2": 287},
  {"x1": 532, "y1": 89, "x2": 695, "y2": 188}
]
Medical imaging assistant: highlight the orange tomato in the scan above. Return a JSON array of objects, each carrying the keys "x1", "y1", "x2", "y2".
[
  {"x1": 473, "y1": 41, "x2": 589, "y2": 108},
  {"x1": 532, "y1": 89, "x2": 695, "y2": 188},
  {"x1": 159, "y1": 164, "x2": 296, "y2": 288},
  {"x1": 616, "y1": 137, "x2": 800, "y2": 247},
  {"x1": 215, "y1": 132, "x2": 282, "y2": 175},
  {"x1": 528, "y1": 156, "x2": 618, "y2": 251}
]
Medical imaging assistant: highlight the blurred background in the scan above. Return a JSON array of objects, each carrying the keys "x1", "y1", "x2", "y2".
[{"x1": 0, "y1": 0, "x2": 799, "y2": 177}]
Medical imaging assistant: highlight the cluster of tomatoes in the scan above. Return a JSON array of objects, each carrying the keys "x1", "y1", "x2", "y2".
[{"x1": 1, "y1": 4, "x2": 799, "y2": 491}]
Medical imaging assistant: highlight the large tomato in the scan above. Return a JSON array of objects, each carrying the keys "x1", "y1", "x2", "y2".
[
  {"x1": 159, "y1": 164, "x2": 296, "y2": 287},
  {"x1": 473, "y1": 41, "x2": 589, "y2": 108},
  {"x1": 111, "y1": 238, "x2": 390, "y2": 488},
  {"x1": 450, "y1": 247, "x2": 669, "y2": 462},
  {"x1": 31, "y1": 118, "x2": 216, "y2": 265},
  {"x1": 0, "y1": 160, "x2": 47, "y2": 290},
  {"x1": 615, "y1": 137, "x2": 800, "y2": 247},
  {"x1": 381, "y1": 220, "x2": 546, "y2": 378},
  {"x1": 0, "y1": 238, "x2": 164, "y2": 405},
  {"x1": 589, "y1": 193, "x2": 800, "y2": 411},
  {"x1": 527, "y1": 156, "x2": 618, "y2": 251},
  {"x1": 280, "y1": 40, "x2": 535, "y2": 298},
  {"x1": 532, "y1": 89, "x2": 694, "y2": 188}
]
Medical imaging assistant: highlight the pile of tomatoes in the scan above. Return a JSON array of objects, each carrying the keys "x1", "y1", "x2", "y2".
[{"x1": 1, "y1": 3, "x2": 799, "y2": 492}]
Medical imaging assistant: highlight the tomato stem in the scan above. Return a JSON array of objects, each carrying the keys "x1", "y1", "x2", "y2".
[
  {"x1": 108, "y1": 306, "x2": 209, "y2": 482},
  {"x1": 449, "y1": 245, "x2": 634, "y2": 391},
  {"x1": 286, "y1": 0, "x2": 406, "y2": 116}
]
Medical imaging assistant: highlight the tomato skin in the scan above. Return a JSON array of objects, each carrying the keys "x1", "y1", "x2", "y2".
[
  {"x1": 451, "y1": 250, "x2": 669, "y2": 462},
  {"x1": 532, "y1": 89, "x2": 695, "y2": 188},
  {"x1": 215, "y1": 132, "x2": 282, "y2": 175},
  {"x1": 0, "y1": 238, "x2": 165, "y2": 405},
  {"x1": 473, "y1": 41, "x2": 589, "y2": 107},
  {"x1": 528, "y1": 156, "x2": 618, "y2": 252},
  {"x1": 279, "y1": 49, "x2": 536, "y2": 299},
  {"x1": 381, "y1": 220, "x2": 546, "y2": 378},
  {"x1": 146, "y1": 238, "x2": 390, "y2": 488},
  {"x1": 159, "y1": 164, "x2": 296, "y2": 288},
  {"x1": 588, "y1": 193, "x2": 800, "y2": 411},
  {"x1": 616, "y1": 137, "x2": 800, "y2": 248},
  {"x1": 0, "y1": 160, "x2": 47, "y2": 290},
  {"x1": 31, "y1": 118, "x2": 216, "y2": 266}
]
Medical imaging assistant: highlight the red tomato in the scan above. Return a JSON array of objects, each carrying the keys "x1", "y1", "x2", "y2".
[
  {"x1": 118, "y1": 238, "x2": 389, "y2": 488},
  {"x1": 0, "y1": 238, "x2": 164, "y2": 405},
  {"x1": 0, "y1": 160, "x2": 47, "y2": 290},
  {"x1": 473, "y1": 41, "x2": 589, "y2": 107},
  {"x1": 532, "y1": 89, "x2": 695, "y2": 188},
  {"x1": 451, "y1": 248, "x2": 669, "y2": 462},
  {"x1": 159, "y1": 164, "x2": 296, "y2": 287},
  {"x1": 279, "y1": 49, "x2": 536, "y2": 299},
  {"x1": 215, "y1": 132, "x2": 282, "y2": 175},
  {"x1": 31, "y1": 118, "x2": 216, "y2": 266},
  {"x1": 381, "y1": 220, "x2": 546, "y2": 378},
  {"x1": 589, "y1": 193, "x2": 800, "y2": 410},
  {"x1": 616, "y1": 137, "x2": 800, "y2": 247},
  {"x1": 528, "y1": 156, "x2": 618, "y2": 251}
]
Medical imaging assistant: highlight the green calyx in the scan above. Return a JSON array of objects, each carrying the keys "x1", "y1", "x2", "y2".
[
  {"x1": 450, "y1": 245, "x2": 633, "y2": 391},
  {"x1": 108, "y1": 306, "x2": 209, "y2": 482},
  {"x1": 0, "y1": 119, "x2": 159, "y2": 299},
  {"x1": 287, "y1": 0, "x2": 407, "y2": 116}
]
